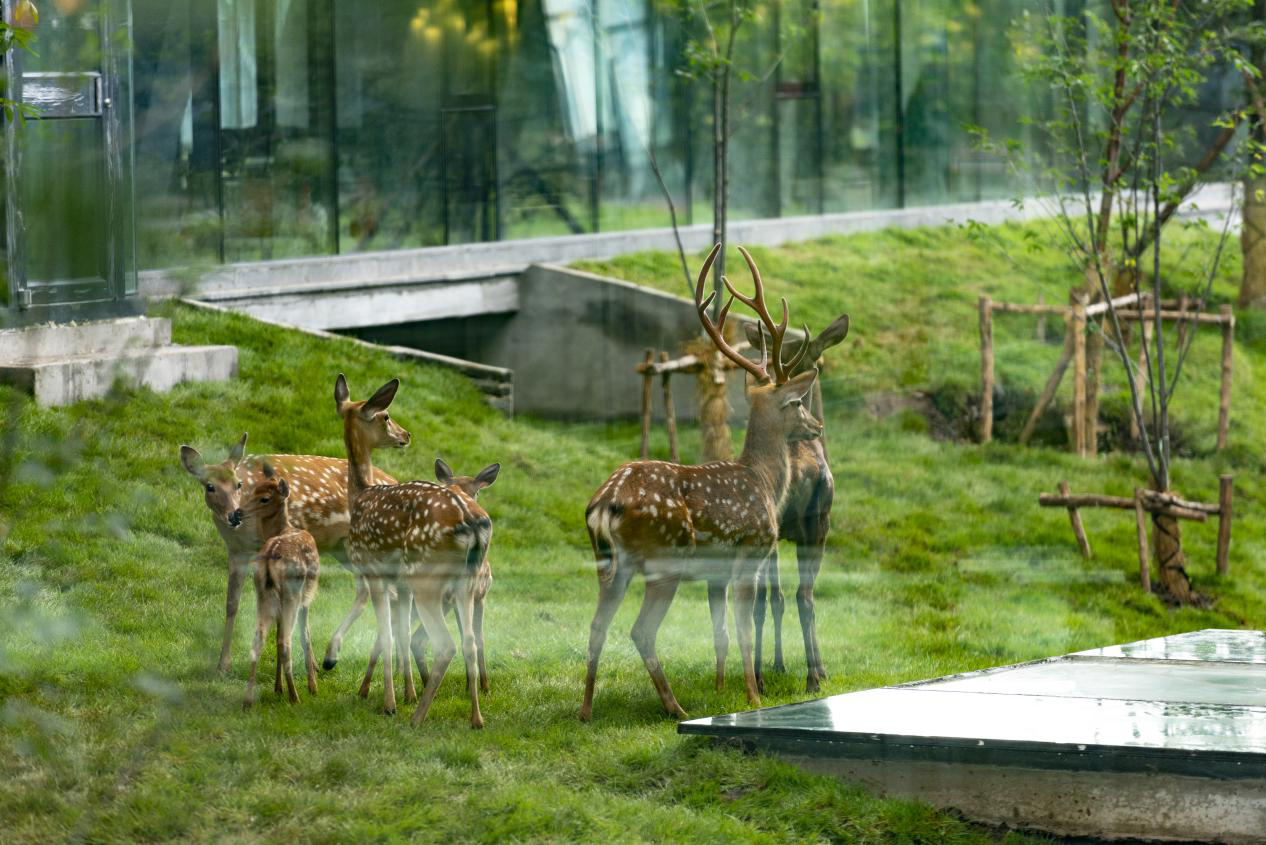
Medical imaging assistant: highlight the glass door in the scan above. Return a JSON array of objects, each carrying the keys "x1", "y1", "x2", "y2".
[{"x1": 5, "y1": 0, "x2": 135, "y2": 317}]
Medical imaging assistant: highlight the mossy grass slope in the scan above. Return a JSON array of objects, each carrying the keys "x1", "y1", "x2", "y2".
[{"x1": 1, "y1": 219, "x2": 1262, "y2": 843}]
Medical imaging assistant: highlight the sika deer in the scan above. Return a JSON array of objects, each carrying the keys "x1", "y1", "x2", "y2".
[
  {"x1": 180, "y1": 433, "x2": 396, "y2": 673},
  {"x1": 580, "y1": 244, "x2": 824, "y2": 721},
  {"x1": 743, "y1": 314, "x2": 849, "y2": 693},
  {"x1": 410, "y1": 459, "x2": 499, "y2": 693},
  {"x1": 240, "y1": 463, "x2": 320, "y2": 708},
  {"x1": 337, "y1": 375, "x2": 492, "y2": 726}
]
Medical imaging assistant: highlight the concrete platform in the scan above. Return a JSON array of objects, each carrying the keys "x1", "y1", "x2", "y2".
[
  {"x1": 680, "y1": 629, "x2": 1266, "y2": 843},
  {"x1": 0, "y1": 317, "x2": 237, "y2": 406}
]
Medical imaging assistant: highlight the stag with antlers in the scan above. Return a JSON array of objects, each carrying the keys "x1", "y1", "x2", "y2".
[{"x1": 580, "y1": 244, "x2": 825, "y2": 721}]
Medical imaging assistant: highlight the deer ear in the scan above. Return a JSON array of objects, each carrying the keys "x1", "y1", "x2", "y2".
[
  {"x1": 776, "y1": 367, "x2": 818, "y2": 406},
  {"x1": 475, "y1": 463, "x2": 500, "y2": 490},
  {"x1": 277, "y1": 478, "x2": 289, "y2": 499},
  {"x1": 742, "y1": 321, "x2": 766, "y2": 348},
  {"x1": 808, "y1": 314, "x2": 850, "y2": 360},
  {"x1": 335, "y1": 373, "x2": 351, "y2": 415},
  {"x1": 229, "y1": 433, "x2": 248, "y2": 466},
  {"x1": 180, "y1": 445, "x2": 206, "y2": 480},
  {"x1": 364, "y1": 378, "x2": 399, "y2": 415},
  {"x1": 434, "y1": 458, "x2": 453, "y2": 483},
  {"x1": 261, "y1": 461, "x2": 276, "y2": 478}
]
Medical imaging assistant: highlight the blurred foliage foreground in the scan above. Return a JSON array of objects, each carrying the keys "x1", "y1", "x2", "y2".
[{"x1": 1, "y1": 220, "x2": 1263, "y2": 843}]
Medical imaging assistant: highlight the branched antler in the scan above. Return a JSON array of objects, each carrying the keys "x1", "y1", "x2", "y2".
[
  {"x1": 723, "y1": 247, "x2": 808, "y2": 383},
  {"x1": 694, "y1": 243, "x2": 770, "y2": 383}
]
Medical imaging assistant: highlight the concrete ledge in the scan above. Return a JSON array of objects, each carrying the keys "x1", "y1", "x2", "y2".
[
  {"x1": 1, "y1": 344, "x2": 238, "y2": 407},
  {"x1": 0, "y1": 316, "x2": 170, "y2": 361},
  {"x1": 179, "y1": 298, "x2": 514, "y2": 415},
  {"x1": 202, "y1": 275, "x2": 520, "y2": 332}
]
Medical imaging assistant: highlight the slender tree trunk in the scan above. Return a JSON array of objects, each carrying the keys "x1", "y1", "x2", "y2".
[
  {"x1": 1241, "y1": 175, "x2": 1266, "y2": 308},
  {"x1": 1151, "y1": 498, "x2": 1198, "y2": 605}
]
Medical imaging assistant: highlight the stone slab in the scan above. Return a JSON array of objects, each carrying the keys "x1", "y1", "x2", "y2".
[
  {"x1": 0, "y1": 316, "x2": 170, "y2": 361},
  {"x1": 679, "y1": 629, "x2": 1266, "y2": 843},
  {"x1": 0, "y1": 344, "x2": 238, "y2": 406}
]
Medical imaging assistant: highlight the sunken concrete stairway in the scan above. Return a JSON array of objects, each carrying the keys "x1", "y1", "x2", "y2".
[{"x1": 0, "y1": 317, "x2": 237, "y2": 406}]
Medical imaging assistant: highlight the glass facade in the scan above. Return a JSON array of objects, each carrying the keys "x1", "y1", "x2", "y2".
[{"x1": 131, "y1": 0, "x2": 1057, "y2": 271}]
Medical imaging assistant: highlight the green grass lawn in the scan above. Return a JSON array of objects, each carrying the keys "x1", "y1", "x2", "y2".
[{"x1": 2, "y1": 219, "x2": 1263, "y2": 843}]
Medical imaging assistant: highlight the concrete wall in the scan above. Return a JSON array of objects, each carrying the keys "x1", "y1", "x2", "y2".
[
  {"x1": 352, "y1": 264, "x2": 752, "y2": 422},
  {"x1": 482, "y1": 265, "x2": 751, "y2": 421}
]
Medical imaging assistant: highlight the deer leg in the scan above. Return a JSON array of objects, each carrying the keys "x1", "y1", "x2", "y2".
[
  {"x1": 367, "y1": 578, "x2": 396, "y2": 716},
  {"x1": 768, "y1": 551, "x2": 786, "y2": 675},
  {"x1": 323, "y1": 571, "x2": 368, "y2": 671},
  {"x1": 409, "y1": 589, "x2": 456, "y2": 727},
  {"x1": 274, "y1": 617, "x2": 284, "y2": 695},
  {"x1": 753, "y1": 567, "x2": 768, "y2": 695},
  {"x1": 219, "y1": 553, "x2": 250, "y2": 673},
  {"x1": 474, "y1": 594, "x2": 489, "y2": 694},
  {"x1": 708, "y1": 580, "x2": 729, "y2": 692},
  {"x1": 579, "y1": 563, "x2": 634, "y2": 722},
  {"x1": 797, "y1": 523, "x2": 829, "y2": 692},
  {"x1": 299, "y1": 604, "x2": 318, "y2": 695},
  {"x1": 409, "y1": 601, "x2": 431, "y2": 688},
  {"x1": 630, "y1": 573, "x2": 686, "y2": 719},
  {"x1": 279, "y1": 590, "x2": 302, "y2": 704},
  {"x1": 731, "y1": 556, "x2": 763, "y2": 708},
  {"x1": 452, "y1": 587, "x2": 484, "y2": 729},
  {"x1": 358, "y1": 638, "x2": 381, "y2": 699},
  {"x1": 394, "y1": 587, "x2": 417, "y2": 705},
  {"x1": 243, "y1": 593, "x2": 272, "y2": 709}
]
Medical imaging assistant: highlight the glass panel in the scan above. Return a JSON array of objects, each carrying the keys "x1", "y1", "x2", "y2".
[
  {"x1": 219, "y1": 0, "x2": 336, "y2": 261},
  {"x1": 133, "y1": 0, "x2": 222, "y2": 269},
  {"x1": 21, "y1": 117, "x2": 108, "y2": 286},
  {"x1": 19, "y1": 0, "x2": 110, "y2": 290},
  {"x1": 497, "y1": 0, "x2": 598, "y2": 239}
]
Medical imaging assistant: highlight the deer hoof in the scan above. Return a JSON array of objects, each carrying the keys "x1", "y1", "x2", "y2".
[
  {"x1": 578, "y1": 707, "x2": 593, "y2": 723},
  {"x1": 471, "y1": 716, "x2": 484, "y2": 730},
  {"x1": 382, "y1": 706, "x2": 396, "y2": 716},
  {"x1": 242, "y1": 698, "x2": 253, "y2": 711},
  {"x1": 772, "y1": 661, "x2": 786, "y2": 674},
  {"x1": 322, "y1": 657, "x2": 338, "y2": 671},
  {"x1": 805, "y1": 676, "x2": 820, "y2": 694}
]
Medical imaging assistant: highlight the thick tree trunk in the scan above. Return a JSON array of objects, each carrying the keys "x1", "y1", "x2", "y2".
[
  {"x1": 691, "y1": 340, "x2": 732, "y2": 462},
  {"x1": 1240, "y1": 175, "x2": 1266, "y2": 308},
  {"x1": 1151, "y1": 495, "x2": 1200, "y2": 605}
]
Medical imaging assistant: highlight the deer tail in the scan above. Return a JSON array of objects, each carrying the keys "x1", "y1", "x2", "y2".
[{"x1": 585, "y1": 500, "x2": 623, "y2": 586}]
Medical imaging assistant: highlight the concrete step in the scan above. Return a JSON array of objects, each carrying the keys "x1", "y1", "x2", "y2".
[
  {"x1": 0, "y1": 343, "x2": 238, "y2": 406},
  {"x1": 0, "y1": 316, "x2": 171, "y2": 362}
]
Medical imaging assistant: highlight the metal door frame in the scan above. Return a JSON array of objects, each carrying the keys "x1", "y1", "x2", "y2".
[{"x1": 2, "y1": 0, "x2": 138, "y2": 326}]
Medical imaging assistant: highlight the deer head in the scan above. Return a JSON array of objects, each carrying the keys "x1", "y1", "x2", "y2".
[
  {"x1": 434, "y1": 459, "x2": 500, "y2": 500},
  {"x1": 238, "y1": 461, "x2": 292, "y2": 542},
  {"x1": 334, "y1": 374, "x2": 412, "y2": 451},
  {"x1": 181, "y1": 432, "x2": 247, "y2": 528},
  {"x1": 743, "y1": 314, "x2": 850, "y2": 379},
  {"x1": 694, "y1": 244, "x2": 826, "y2": 445}
]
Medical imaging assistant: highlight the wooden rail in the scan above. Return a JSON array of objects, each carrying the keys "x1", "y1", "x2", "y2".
[
  {"x1": 979, "y1": 293, "x2": 1235, "y2": 453},
  {"x1": 1039, "y1": 478, "x2": 1234, "y2": 587}
]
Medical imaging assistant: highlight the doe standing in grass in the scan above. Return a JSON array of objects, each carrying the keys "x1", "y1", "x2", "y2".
[
  {"x1": 580, "y1": 244, "x2": 824, "y2": 721},
  {"x1": 239, "y1": 463, "x2": 321, "y2": 708},
  {"x1": 337, "y1": 375, "x2": 492, "y2": 726},
  {"x1": 179, "y1": 433, "x2": 395, "y2": 673}
]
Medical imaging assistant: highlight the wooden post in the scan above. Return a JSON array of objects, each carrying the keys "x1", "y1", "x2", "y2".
[
  {"x1": 979, "y1": 296, "x2": 994, "y2": 444},
  {"x1": 1035, "y1": 292, "x2": 1047, "y2": 341},
  {"x1": 1134, "y1": 488, "x2": 1151, "y2": 593},
  {"x1": 1217, "y1": 305, "x2": 1234, "y2": 451},
  {"x1": 1216, "y1": 474, "x2": 1233, "y2": 575},
  {"x1": 640, "y1": 348, "x2": 653, "y2": 460},
  {"x1": 1071, "y1": 301, "x2": 1087, "y2": 457},
  {"x1": 659, "y1": 351, "x2": 679, "y2": 463},
  {"x1": 1060, "y1": 481, "x2": 1092, "y2": 559}
]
